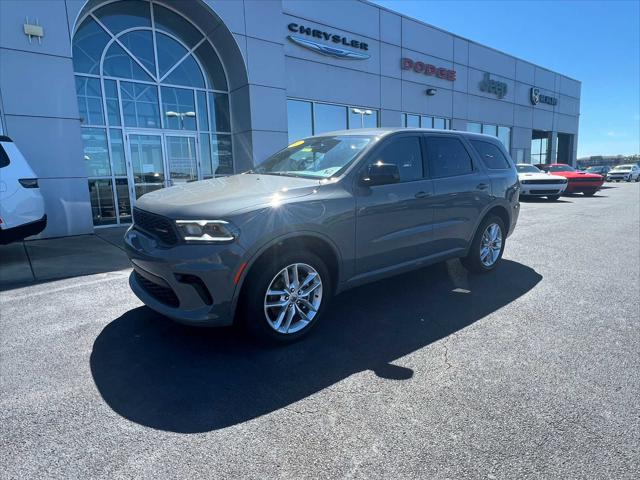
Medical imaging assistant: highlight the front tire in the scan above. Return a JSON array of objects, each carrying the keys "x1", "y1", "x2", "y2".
[
  {"x1": 547, "y1": 195, "x2": 561, "y2": 201},
  {"x1": 461, "y1": 215, "x2": 506, "y2": 273},
  {"x1": 583, "y1": 189, "x2": 597, "y2": 196},
  {"x1": 242, "y1": 251, "x2": 332, "y2": 343}
]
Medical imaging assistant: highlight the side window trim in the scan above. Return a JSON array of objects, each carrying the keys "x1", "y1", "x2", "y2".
[{"x1": 423, "y1": 134, "x2": 478, "y2": 179}]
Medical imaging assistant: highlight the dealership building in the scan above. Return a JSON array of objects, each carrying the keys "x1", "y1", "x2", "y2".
[{"x1": 0, "y1": 0, "x2": 581, "y2": 238}]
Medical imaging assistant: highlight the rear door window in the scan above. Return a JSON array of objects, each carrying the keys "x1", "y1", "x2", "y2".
[
  {"x1": 424, "y1": 136, "x2": 474, "y2": 178},
  {"x1": 470, "y1": 140, "x2": 511, "y2": 169},
  {"x1": 372, "y1": 136, "x2": 423, "y2": 182}
]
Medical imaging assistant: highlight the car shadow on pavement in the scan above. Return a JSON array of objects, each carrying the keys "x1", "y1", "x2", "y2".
[
  {"x1": 90, "y1": 259, "x2": 542, "y2": 433},
  {"x1": 519, "y1": 197, "x2": 572, "y2": 203}
]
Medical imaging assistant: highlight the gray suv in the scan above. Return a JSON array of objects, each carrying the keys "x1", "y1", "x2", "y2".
[{"x1": 125, "y1": 128, "x2": 520, "y2": 342}]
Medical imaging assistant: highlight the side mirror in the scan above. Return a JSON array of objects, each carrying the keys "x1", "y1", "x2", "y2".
[{"x1": 360, "y1": 162, "x2": 400, "y2": 186}]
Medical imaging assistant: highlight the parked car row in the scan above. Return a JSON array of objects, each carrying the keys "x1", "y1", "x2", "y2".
[
  {"x1": 516, "y1": 163, "x2": 606, "y2": 199},
  {"x1": 578, "y1": 164, "x2": 640, "y2": 182}
]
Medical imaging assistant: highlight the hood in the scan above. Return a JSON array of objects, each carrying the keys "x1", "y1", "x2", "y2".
[
  {"x1": 135, "y1": 174, "x2": 321, "y2": 219},
  {"x1": 518, "y1": 172, "x2": 564, "y2": 181},
  {"x1": 549, "y1": 171, "x2": 603, "y2": 179}
]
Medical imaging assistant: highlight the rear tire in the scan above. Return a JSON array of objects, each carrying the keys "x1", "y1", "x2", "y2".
[
  {"x1": 583, "y1": 190, "x2": 597, "y2": 196},
  {"x1": 547, "y1": 195, "x2": 560, "y2": 201},
  {"x1": 461, "y1": 215, "x2": 506, "y2": 274},
  {"x1": 241, "y1": 250, "x2": 332, "y2": 343}
]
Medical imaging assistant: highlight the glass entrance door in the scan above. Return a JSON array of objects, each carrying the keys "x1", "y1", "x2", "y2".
[
  {"x1": 165, "y1": 135, "x2": 198, "y2": 185},
  {"x1": 127, "y1": 133, "x2": 166, "y2": 199},
  {"x1": 126, "y1": 132, "x2": 200, "y2": 204}
]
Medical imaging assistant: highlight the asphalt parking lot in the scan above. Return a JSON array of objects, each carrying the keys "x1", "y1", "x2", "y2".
[{"x1": 1, "y1": 183, "x2": 639, "y2": 479}]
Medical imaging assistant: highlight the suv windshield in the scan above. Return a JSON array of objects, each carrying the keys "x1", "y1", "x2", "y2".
[
  {"x1": 612, "y1": 165, "x2": 631, "y2": 171},
  {"x1": 517, "y1": 165, "x2": 541, "y2": 173},
  {"x1": 547, "y1": 165, "x2": 575, "y2": 172},
  {"x1": 254, "y1": 136, "x2": 373, "y2": 179}
]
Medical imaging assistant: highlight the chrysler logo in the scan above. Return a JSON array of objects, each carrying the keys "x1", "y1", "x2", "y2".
[{"x1": 287, "y1": 35, "x2": 371, "y2": 60}]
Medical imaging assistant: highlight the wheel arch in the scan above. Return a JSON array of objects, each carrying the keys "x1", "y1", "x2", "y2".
[{"x1": 231, "y1": 231, "x2": 342, "y2": 320}]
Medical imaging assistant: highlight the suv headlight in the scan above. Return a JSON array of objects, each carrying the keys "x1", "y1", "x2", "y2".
[{"x1": 175, "y1": 220, "x2": 237, "y2": 242}]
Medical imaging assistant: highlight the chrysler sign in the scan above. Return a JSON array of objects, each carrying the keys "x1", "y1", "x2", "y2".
[{"x1": 287, "y1": 23, "x2": 370, "y2": 60}]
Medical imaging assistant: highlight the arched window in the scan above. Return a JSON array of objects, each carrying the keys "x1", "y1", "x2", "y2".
[{"x1": 73, "y1": 0, "x2": 232, "y2": 226}]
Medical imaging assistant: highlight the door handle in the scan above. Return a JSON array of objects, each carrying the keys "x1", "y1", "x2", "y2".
[
  {"x1": 476, "y1": 183, "x2": 489, "y2": 191},
  {"x1": 414, "y1": 191, "x2": 431, "y2": 198}
]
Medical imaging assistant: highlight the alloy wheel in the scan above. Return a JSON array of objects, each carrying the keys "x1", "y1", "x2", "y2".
[
  {"x1": 480, "y1": 223, "x2": 503, "y2": 267},
  {"x1": 263, "y1": 263, "x2": 323, "y2": 334}
]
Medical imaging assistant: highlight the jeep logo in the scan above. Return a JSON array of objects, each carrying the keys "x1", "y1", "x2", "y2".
[{"x1": 479, "y1": 72, "x2": 507, "y2": 99}]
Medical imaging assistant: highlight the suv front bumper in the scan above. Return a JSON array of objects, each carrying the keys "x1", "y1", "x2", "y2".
[{"x1": 124, "y1": 227, "x2": 246, "y2": 326}]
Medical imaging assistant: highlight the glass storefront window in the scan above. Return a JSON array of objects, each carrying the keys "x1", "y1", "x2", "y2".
[
  {"x1": 118, "y1": 30, "x2": 155, "y2": 74},
  {"x1": 88, "y1": 179, "x2": 117, "y2": 225},
  {"x1": 208, "y1": 92, "x2": 230, "y2": 133},
  {"x1": 421, "y1": 116, "x2": 433, "y2": 128},
  {"x1": 115, "y1": 178, "x2": 132, "y2": 222},
  {"x1": 498, "y1": 126, "x2": 511, "y2": 151},
  {"x1": 349, "y1": 108, "x2": 378, "y2": 129},
  {"x1": 81, "y1": 127, "x2": 111, "y2": 176},
  {"x1": 196, "y1": 91, "x2": 209, "y2": 131},
  {"x1": 109, "y1": 129, "x2": 126, "y2": 175},
  {"x1": 103, "y1": 43, "x2": 153, "y2": 81},
  {"x1": 200, "y1": 133, "x2": 212, "y2": 177},
  {"x1": 161, "y1": 87, "x2": 196, "y2": 130},
  {"x1": 403, "y1": 114, "x2": 450, "y2": 129},
  {"x1": 404, "y1": 114, "x2": 420, "y2": 128},
  {"x1": 104, "y1": 80, "x2": 121, "y2": 126},
  {"x1": 482, "y1": 124, "x2": 497, "y2": 136},
  {"x1": 120, "y1": 81, "x2": 161, "y2": 128},
  {"x1": 314, "y1": 103, "x2": 347, "y2": 135},
  {"x1": 287, "y1": 100, "x2": 313, "y2": 142},
  {"x1": 76, "y1": 76, "x2": 105, "y2": 126},
  {"x1": 212, "y1": 134, "x2": 233, "y2": 174},
  {"x1": 467, "y1": 122, "x2": 482, "y2": 133}
]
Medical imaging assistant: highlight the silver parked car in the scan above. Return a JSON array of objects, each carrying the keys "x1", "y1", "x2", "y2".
[
  {"x1": 606, "y1": 164, "x2": 640, "y2": 182},
  {"x1": 125, "y1": 129, "x2": 520, "y2": 342}
]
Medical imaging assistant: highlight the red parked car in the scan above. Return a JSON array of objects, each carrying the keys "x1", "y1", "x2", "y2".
[{"x1": 535, "y1": 163, "x2": 604, "y2": 196}]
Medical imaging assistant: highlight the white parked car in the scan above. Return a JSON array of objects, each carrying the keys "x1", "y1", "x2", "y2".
[
  {"x1": 606, "y1": 164, "x2": 640, "y2": 182},
  {"x1": 0, "y1": 136, "x2": 46, "y2": 244},
  {"x1": 516, "y1": 163, "x2": 568, "y2": 200}
]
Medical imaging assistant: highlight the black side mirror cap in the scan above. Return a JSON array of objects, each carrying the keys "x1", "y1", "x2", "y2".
[{"x1": 360, "y1": 162, "x2": 400, "y2": 187}]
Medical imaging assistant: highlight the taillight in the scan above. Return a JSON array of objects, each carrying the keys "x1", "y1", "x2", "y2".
[{"x1": 19, "y1": 178, "x2": 39, "y2": 188}]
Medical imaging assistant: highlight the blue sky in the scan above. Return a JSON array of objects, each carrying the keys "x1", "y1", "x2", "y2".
[{"x1": 371, "y1": 0, "x2": 640, "y2": 157}]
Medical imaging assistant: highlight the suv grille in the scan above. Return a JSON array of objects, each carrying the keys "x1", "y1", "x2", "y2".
[
  {"x1": 134, "y1": 270, "x2": 179, "y2": 308},
  {"x1": 133, "y1": 207, "x2": 178, "y2": 246}
]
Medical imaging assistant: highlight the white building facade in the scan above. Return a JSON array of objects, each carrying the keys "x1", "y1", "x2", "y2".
[{"x1": 0, "y1": 0, "x2": 581, "y2": 238}]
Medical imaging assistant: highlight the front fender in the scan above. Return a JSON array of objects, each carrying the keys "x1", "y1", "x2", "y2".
[{"x1": 229, "y1": 229, "x2": 344, "y2": 320}]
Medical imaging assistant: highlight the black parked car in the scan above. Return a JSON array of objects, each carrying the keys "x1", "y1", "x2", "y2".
[{"x1": 585, "y1": 166, "x2": 610, "y2": 180}]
